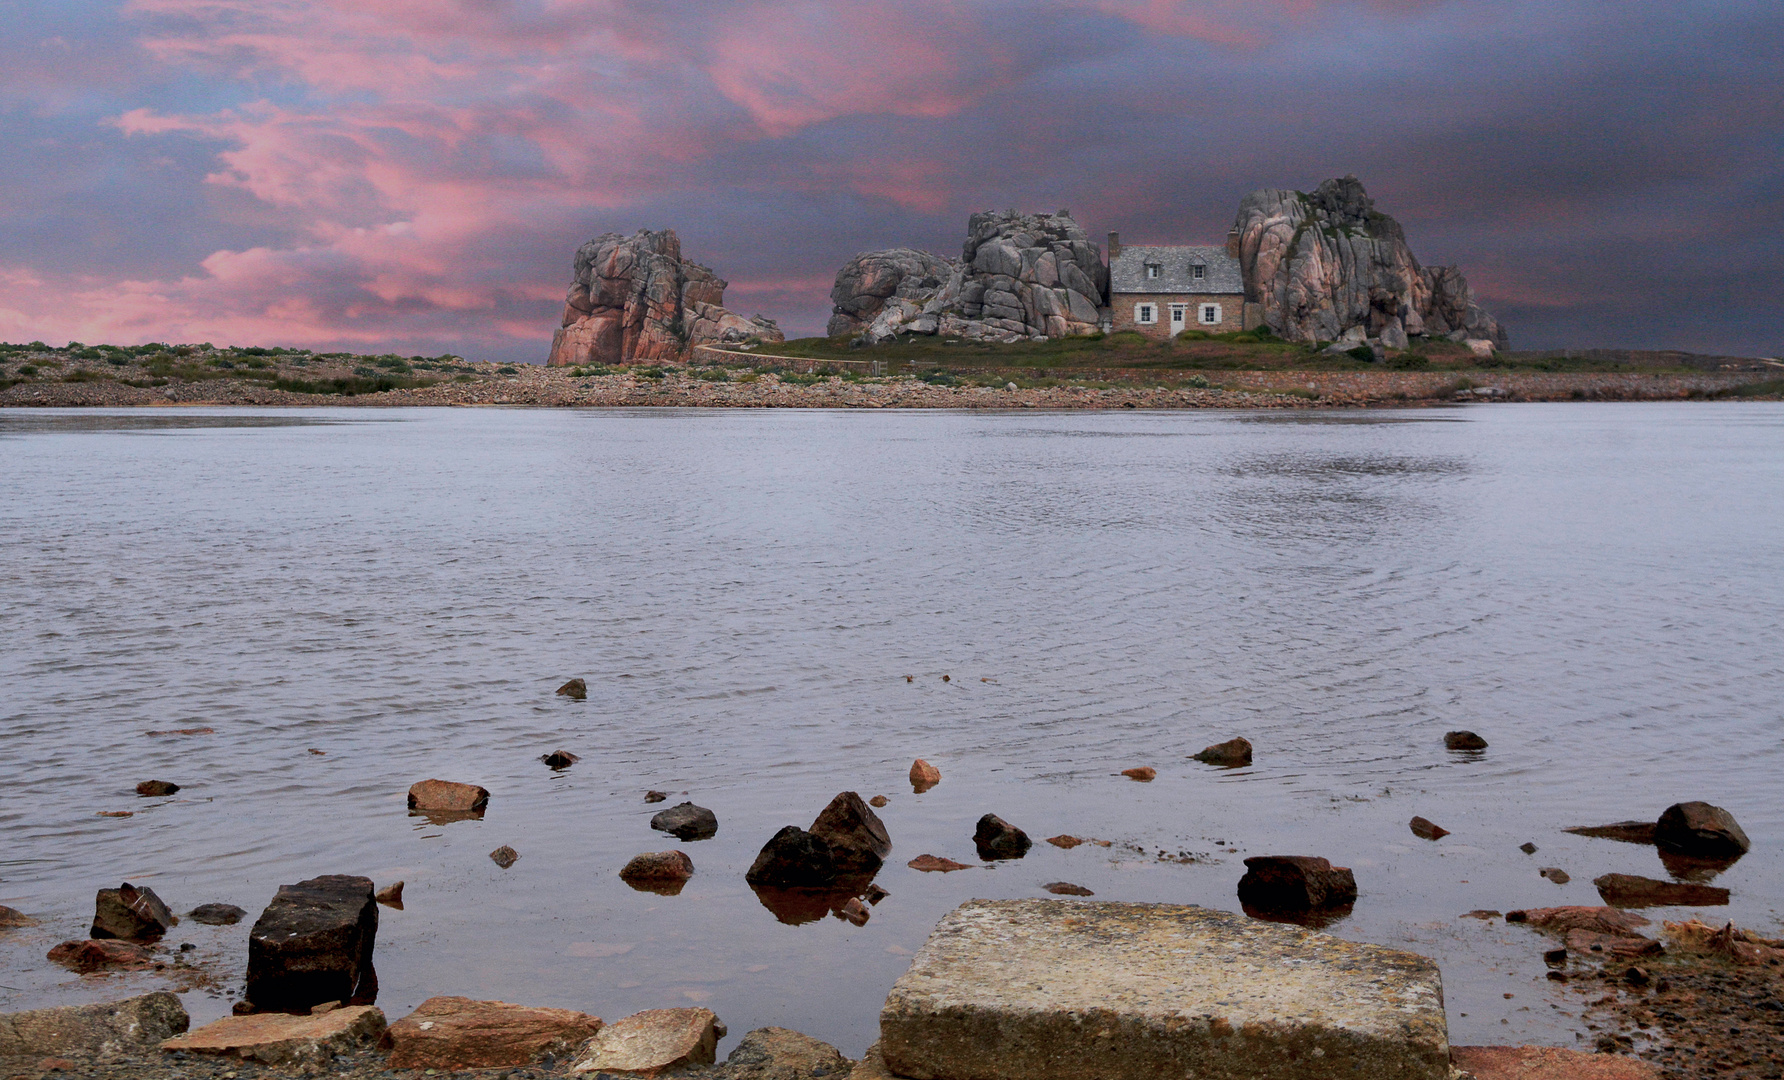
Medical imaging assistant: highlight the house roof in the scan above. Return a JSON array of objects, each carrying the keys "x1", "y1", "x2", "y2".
[{"x1": 1109, "y1": 245, "x2": 1243, "y2": 295}]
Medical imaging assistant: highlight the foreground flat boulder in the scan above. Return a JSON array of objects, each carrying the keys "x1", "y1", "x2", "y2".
[
  {"x1": 385, "y1": 996, "x2": 603, "y2": 1069},
  {"x1": 1594, "y1": 873, "x2": 1729, "y2": 908},
  {"x1": 1192, "y1": 737, "x2": 1252, "y2": 766},
  {"x1": 809, "y1": 791, "x2": 892, "y2": 874},
  {"x1": 746, "y1": 827, "x2": 836, "y2": 888},
  {"x1": 650, "y1": 801, "x2": 718, "y2": 841},
  {"x1": 91, "y1": 882, "x2": 177, "y2": 940},
  {"x1": 972, "y1": 814, "x2": 1031, "y2": 860},
  {"x1": 245, "y1": 874, "x2": 378, "y2": 1012},
  {"x1": 568, "y1": 1006, "x2": 722, "y2": 1076},
  {"x1": 880, "y1": 899, "x2": 1448, "y2": 1080},
  {"x1": 1654, "y1": 801, "x2": 1749, "y2": 858},
  {"x1": 162, "y1": 1005, "x2": 386, "y2": 1066},
  {"x1": 1452, "y1": 1045, "x2": 1659, "y2": 1080},
  {"x1": 407, "y1": 779, "x2": 489, "y2": 822},
  {"x1": 719, "y1": 1026, "x2": 852, "y2": 1080},
  {"x1": 1237, "y1": 856, "x2": 1358, "y2": 911},
  {"x1": 0, "y1": 992, "x2": 188, "y2": 1057}
]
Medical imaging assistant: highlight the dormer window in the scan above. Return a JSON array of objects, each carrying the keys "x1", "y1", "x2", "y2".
[
  {"x1": 1144, "y1": 263, "x2": 1161, "y2": 279},
  {"x1": 1191, "y1": 264, "x2": 1205, "y2": 280}
]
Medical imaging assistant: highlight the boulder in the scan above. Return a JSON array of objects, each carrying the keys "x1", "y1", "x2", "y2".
[
  {"x1": 1121, "y1": 767, "x2": 1156, "y2": 782},
  {"x1": 568, "y1": 1007, "x2": 722, "y2": 1077},
  {"x1": 826, "y1": 249, "x2": 956, "y2": 338},
  {"x1": 1654, "y1": 801, "x2": 1750, "y2": 858},
  {"x1": 245, "y1": 874, "x2": 378, "y2": 1013},
  {"x1": 47, "y1": 938, "x2": 155, "y2": 973},
  {"x1": 808, "y1": 791, "x2": 891, "y2": 874},
  {"x1": 135, "y1": 780, "x2": 179, "y2": 796},
  {"x1": 90, "y1": 882, "x2": 177, "y2": 940},
  {"x1": 1593, "y1": 873, "x2": 1729, "y2": 908},
  {"x1": 879, "y1": 899, "x2": 1449, "y2": 1080},
  {"x1": 650, "y1": 801, "x2": 718, "y2": 841},
  {"x1": 556, "y1": 678, "x2": 587, "y2": 700},
  {"x1": 407, "y1": 779, "x2": 489, "y2": 821},
  {"x1": 972, "y1": 814, "x2": 1031, "y2": 861},
  {"x1": 1409, "y1": 816, "x2": 1449, "y2": 841},
  {"x1": 1237, "y1": 856, "x2": 1358, "y2": 911},
  {"x1": 908, "y1": 855, "x2": 971, "y2": 873},
  {"x1": 1443, "y1": 730, "x2": 1488, "y2": 750},
  {"x1": 1192, "y1": 737, "x2": 1252, "y2": 766},
  {"x1": 187, "y1": 903, "x2": 246, "y2": 926},
  {"x1": 161, "y1": 1005, "x2": 386, "y2": 1066},
  {"x1": 489, "y1": 845, "x2": 520, "y2": 869},
  {"x1": 1564, "y1": 820, "x2": 1657, "y2": 844},
  {"x1": 714, "y1": 1026, "x2": 852, "y2": 1080},
  {"x1": 1042, "y1": 882, "x2": 1094, "y2": 896},
  {"x1": 0, "y1": 992, "x2": 188, "y2": 1057},
  {"x1": 547, "y1": 229, "x2": 783, "y2": 367},
  {"x1": 0, "y1": 905, "x2": 37, "y2": 930},
  {"x1": 542, "y1": 750, "x2": 580, "y2": 769},
  {"x1": 745, "y1": 827, "x2": 836, "y2": 888},
  {"x1": 384, "y1": 996, "x2": 604, "y2": 1070},
  {"x1": 1232, "y1": 175, "x2": 1507, "y2": 348},
  {"x1": 620, "y1": 851, "x2": 695, "y2": 892},
  {"x1": 1451, "y1": 1045, "x2": 1660, "y2": 1080},
  {"x1": 909, "y1": 759, "x2": 940, "y2": 792}
]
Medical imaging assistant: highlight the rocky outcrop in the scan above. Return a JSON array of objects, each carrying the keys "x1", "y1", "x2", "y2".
[
  {"x1": 1233, "y1": 176, "x2": 1507, "y2": 349},
  {"x1": 547, "y1": 230, "x2": 782, "y2": 367},
  {"x1": 827, "y1": 210, "x2": 1107, "y2": 344}
]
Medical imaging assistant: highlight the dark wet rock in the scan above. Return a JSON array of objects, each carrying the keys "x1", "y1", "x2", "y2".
[
  {"x1": 839, "y1": 898, "x2": 871, "y2": 926},
  {"x1": 0, "y1": 905, "x2": 38, "y2": 929},
  {"x1": 187, "y1": 903, "x2": 247, "y2": 926},
  {"x1": 1543, "y1": 947, "x2": 1568, "y2": 966},
  {"x1": 540, "y1": 750, "x2": 579, "y2": 769},
  {"x1": 91, "y1": 882, "x2": 177, "y2": 940},
  {"x1": 1042, "y1": 882, "x2": 1094, "y2": 896},
  {"x1": 1236, "y1": 856, "x2": 1358, "y2": 911},
  {"x1": 1444, "y1": 730, "x2": 1488, "y2": 750},
  {"x1": 620, "y1": 851, "x2": 694, "y2": 892},
  {"x1": 1520, "y1": 841, "x2": 1538, "y2": 854},
  {"x1": 1565, "y1": 820, "x2": 1657, "y2": 844},
  {"x1": 864, "y1": 883, "x2": 890, "y2": 905},
  {"x1": 713, "y1": 1025, "x2": 852, "y2": 1080},
  {"x1": 384, "y1": 996, "x2": 604, "y2": 1070},
  {"x1": 869, "y1": 795, "x2": 889, "y2": 808},
  {"x1": 555, "y1": 678, "x2": 587, "y2": 700},
  {"x1": 908, "y1": 854, "x2": 971, "y2": 872},
  {"x1": 909, "y1": 759, "x2": 940, "y2": 793},
  {"x1": 973, "y1": 814, "x2": 1032, "y2": 861},
  {"x1": 135, "y1": 780, "x2": 180, "y2": 796},
  {"x1": 1540, "y1": 867, "x2": 1570, "y2": 884},
  {"x1": 808, "y1": 791, "x2": 891, "y2": 875},
  {"x1": 0, "y1": 992, "x2": 188, "y2": 1056},
  {"x1": 1192, "y1": 737, "x2": 1252, "y2": 767},
  {"x1": 1409, "y1": 816, "x2": 1449, "y2": 840},
  {"x1": 489, "y1": 845, "x2": 519, "y2": 869},
  {"x1": 651, "y1": 801, "x2": 718, "y2": 842},
  {"x1": 1654, "y1": 801, "x2": 1750, "y2": 858},
  {"x1": 1504, "y1": 906, "x2": 1651, "y2": 935},
  {"x1": 406, "y1": 779, "x2": 488, "y2": 823},
  {"x1": 745, "y1": 827, "x2": 836, "y2": 888},
  {"x1": 47, "y1": 938, "x2": 156, "y2": 972},
  {"x1": 1121, "y1": 767, "x2": 1156, "y2": 781},
  {"x1": 645, "y1": 790, "x2": 668, "y2": 803},
  {"x1": 373, "y1": 882, "x2": 403, "y2": 907},
  {"x1": 1594, "y1": 872, "x2": 1729, "y2": 908},
  {"x1": 245, "y1": 874, "x2": 378, "y2": 1013}
]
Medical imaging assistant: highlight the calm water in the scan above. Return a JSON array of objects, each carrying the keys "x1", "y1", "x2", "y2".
[{"x1": 1, "y1": 403, "x2": 1781, "y2": 1053}]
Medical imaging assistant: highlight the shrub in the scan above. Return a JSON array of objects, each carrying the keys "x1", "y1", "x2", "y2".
[
  {"x1": 373, "y1": 358, "x2": 412, "y2": 373},
  {"x1": 1387, "y1": 354, "x2": 1429, "y2": 370},
  {"x1": 17, "y1": 364, "x2": 37, "y2": 376},
  {"x1": 496, "y1": 365, "x2": 519, "y2": 375},
  {"x1": 1346, "y1": 345, "x2": 1375, "y2": 362}
]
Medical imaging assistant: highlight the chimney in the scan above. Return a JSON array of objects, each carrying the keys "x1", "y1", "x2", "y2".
[
  {"x1": 1107, "y1": 231, "x2": 1121, "y2": 260},
  {"x1": 1225, "y1": 228, "x2": 1241, "y2": 259}
]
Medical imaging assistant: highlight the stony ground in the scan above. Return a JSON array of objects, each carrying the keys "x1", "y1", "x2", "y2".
[{"x1": 1567, "y1": 948, "x2": 1784, "y2": 1079}]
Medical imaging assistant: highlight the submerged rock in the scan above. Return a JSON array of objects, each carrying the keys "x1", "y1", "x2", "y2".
[
  {"x1": 1045, "y1": 835, "x2": 1084, "y2": 849},
  {"x1": 645, "y1": 790, "x2": 668, "y2": 803},
  {"x1": 541, "y1": 750, "x2": 580, "y2": 769},
  {"x1": 407, "y1": 779, "x2": 489, "y2": 822},
  {"x1": 1236, "y1": 856, "x2": 1358, "y2": 911},
  {"x1": 745, "y1": 827, "x2": 836, "y2": 888},
  {"x1": 1443, "y1": 730, "x2": 1488, "y2": 751},
  {"x1": 651, "y1": 801, "x2": 718, "y2": 842},
  {"x1": 91, "y1": 882, "x2": 177, "y2": 940},
  {"x1": 489, "y1": 845, "x2": 520, "y2": 869},
  {"x1": 187, "y1": 903, "x2": 247, "y2": 926},
  {"x1": 385, "y1": 996, "x2": 604, "y2": 1070},
  {"x1": 1655, "y1": 801, "x2": 1750, "y2": 858},
  {"x1": 869, "y1": 795, "x2": 889, "y2": 808},
  {"x1": 0, "y1": 905, "x2": 38, "y2": 930},
  {"x1": 48, "y1": 938, "x2": 156, "y2": 973},
  {"x1": 555, "y1": 678, "x2": 587, "y2": 700},
  {"x1": 908, "y1": 854, "x2": 972, "y2": 873},
  {"x1": 0, "y1": 992, "x2": 188, "y2": 1057},
  {"x1": 1504, "y1": 906, "x2": 1652, "y2": 935},
  {"x1": 808, "y1": 791, "x2": 891, "y2": 874},
  {"x1": 373, "y1": 882, "x2": 404, "y2": 907},
  {"x1": 161, "y1": 1005, "x2": 387, "y2": 1067},
  {"x1": 135, "y1": 780, "x2": 180, "y2": 796},
  {"x1": 1451, "y1": 1045, "x2": 1659, "y2": 1080},
  {"x1": 245, "y1": 874, "x2": 378, "y2": 1013},
  {"x1": 973, "y1": 814, "x2": 1032, "y2": 861},
  {"x1": 568, "y1": 1006, "x2": 722, "y2": 1077},
  {"x1": 1594, "y1": 873, "x2": 1730, "y2": 908},
  {"x1": 1192, "y1": 737, "x2": 1252, "y2": 767}
]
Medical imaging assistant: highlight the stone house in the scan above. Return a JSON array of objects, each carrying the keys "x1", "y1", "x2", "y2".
[{"x1": 1105, "y1": 233, "x2": 1256, "y2": 338}]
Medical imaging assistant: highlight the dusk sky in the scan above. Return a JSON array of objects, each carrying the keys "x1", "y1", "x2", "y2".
[{"x1": 3, "y1": 0, "x2": 1779, "y2": 361}]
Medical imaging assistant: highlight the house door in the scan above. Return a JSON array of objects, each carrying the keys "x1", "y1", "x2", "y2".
[{"x1": 1170, "y1": 305, "x2": 1186, "y2": 336}]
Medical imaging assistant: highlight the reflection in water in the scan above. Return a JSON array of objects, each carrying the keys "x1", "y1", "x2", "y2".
[
  {"x1": 750, "y1": 877, "x2": 881, "y2": 927},
  {"x1": 1659, "y1": 850, "x2": 1742, "y2": 883},
  {"x1": 408, "y1": 809, "x2": 485, "y2": 826},
  {"x1": 0, "y1": 412, "x2": 371, "y2": 435},
  {"x1": 1241, "y1": 902, "x2": 1355, "y2": 930}
]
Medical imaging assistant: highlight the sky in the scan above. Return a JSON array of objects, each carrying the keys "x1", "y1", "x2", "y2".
[{"x1": 1, "y1": 0, "x2": 1780, "y2": 361}]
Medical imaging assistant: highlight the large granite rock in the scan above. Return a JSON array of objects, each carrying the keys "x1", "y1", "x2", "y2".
[
  {"x1": 828, "y1": 210, "x2": 1107, "y2": 344},
  {"x1": 1232, "y1": 176, "x2": 1507, "y2": 348},
  {"x1": 880, "y1": 899, "x2": 1448, "y2": 1080},
  {"x1": 0, "y1": 992, "x2": 188, "y2": 1058},
  {"x1": 568, "y1": 1007, "x2": 722, "y2": 1076},
  {"x1": 547, "y1": 229, "x2": 782, "y2": 367},
  {"x1": 162, "y1": 1005, "x2": 386, "y2": 1066},
  {"x1": 245, "y1": 875, "x2": 378, "y2": 1013},
  {"x1": 385, "y1": 996, "x2": 604, "y2": 1069}
]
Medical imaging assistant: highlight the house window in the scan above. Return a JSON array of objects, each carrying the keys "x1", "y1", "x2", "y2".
[
  {"x1": 1144, "y1": 264, "x2": 1160, "y2": 279},
  {"x1": 1136, "y1": 304, "x2": 1155, "y2": 325},
  {"x1": 1192, "y1": 264, "x2": 1205, "y2": 280},
  {"x1": 1170, "y1": 305, "x2": 1186, "y2": 326},
  {"x1": 1200, "y1": 304, "x2": 1221, "y2": 325}
]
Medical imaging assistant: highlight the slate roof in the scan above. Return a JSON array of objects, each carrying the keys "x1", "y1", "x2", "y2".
[{"x1": 1109, "y1": 245, "x2": 1243, "y2": 295}]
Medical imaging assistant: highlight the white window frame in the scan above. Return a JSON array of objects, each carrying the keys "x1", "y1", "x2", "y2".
[
  {"x1": 1135, "y1": 303, "x2": 1156, "y2": 325},
  {"x1": 1200, "y1": 304, "x2": 1222, "y2": 325},
  {"x1": 1144, "y1": 264, "x2": 1160, "y2": 279},
  {"x1": 1170, "y1": 304, "x2": 1186, "y2": 326},
  {"x1": 1191, "y1": 264, "x2": 1205, "y2": 280}
]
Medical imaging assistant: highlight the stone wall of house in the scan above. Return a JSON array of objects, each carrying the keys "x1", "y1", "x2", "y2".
[{"x1": 1111, "y1": 293, "x2": 1245, "y2": 338}]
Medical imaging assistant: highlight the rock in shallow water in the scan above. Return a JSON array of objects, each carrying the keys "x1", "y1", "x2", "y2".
[
  {"x1": 187, "y1": 902, "x2": 246, "y2": 926},
  {"x1": 1444, "y1": 730, "x2": 1488, "y2": 750},
  {"x1": 245, "y1": 874, "x2": 378, "y2": 1013},
  {"x1": 909, "y1": 758, "x2": 941, "y2": 793},
  {"x1": 135, "y1": 780, "x2": 180, "y2": 796},
  {"x1": 908, "y1": 854, "x2": 971, "y2": 873},
  {"x1": 1237, "y1": 856, "x2": 1358, "y2": 911},
  {"x1": 1565, "y1": 820, "x2": 1657, "y2": 844},
  {"x1": 1409, "y1": 816, "x2": 1449, "y2": 841},
  {"x1": 651, "y1": 801, "x2": 718, "y2": 841},
  {"x1": 1451, "y1": 1045, "x2": 1659, "y2": 1080},
  {"x1": 490, "y1": 845, "x2": 520, "y2": 869},
  {"x1": 1594, "y1": 873, "x2": 1729, "y2": 908},
  {"x1": 808, "y1": 791, "x2": 891, "y2": 874},
  {"x1": 407, "y1": 779, "x2": 489, "y2": 822},
  {"x1": 91, "y1": 882, "x2": 177, "y2": 940},
  {"x1": 1042, "y1": 882, "x2": 1093, "y2": 896},
  {"x1": 746, "y1": 827, "x2": 836, "y2": 888},
  {"x1": 541, "y1": 750, "x2": 579, "y2": 769},
  {"x1": 620, "y1": 851, "x2": 694, "y2": 892},
  {"x1": 1121, "y1": 767, "x2": 1156, "y2": 781},
  {"x1": 47, "y1": 938, "x2": 155, "y2": 972},
  {"x1": 555, "y1": 677, "x2": 587, "y2": 700},
  {"x1": 1655, "y1": 801, "x2": 1750, "y2": 858},
  {"x1": 0, "y1": 905, "x2": 37, "y2": 929},
  {"x1": 384, "y1": 996, "x2": 604, "y2": 1070},
  {"x1": 1192, "y1": 737, "x2": 1252, "y2": 766},
  {"x1": 973, "y1": 814, "x2": 1031, "y2": 861},
  {"x1": 715, "y1": 1025, "x2": 853, "y2": 1080}
]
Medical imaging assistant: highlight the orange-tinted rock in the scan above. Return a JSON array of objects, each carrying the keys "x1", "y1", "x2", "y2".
[
  {"x1": 567, "y1": 1006, "x2": 722, "y2": 1077},
  {"x1": 869, "y1": 795, "x2": 889, "y2": 808},
  {"x1": 908, "y1": 855, "x2": 971, "y2": 872},
  {"x1": 47, "y1": 938, "x2": 155, "y2": 973},
  {"x1": 1121, "y1": 767, "x2": 1156, "y2": 782},
  {"x1": 1045, "y1": 835, "x2": 1083, "y2": 849},
  {"x1": 1451, "y1": 1045, "x2": 1660, "y2": 1080},
  {"x1": 385, "y1": 996, "x2": 603, "y2": 1069},
  {"x1": 620, "y1": 851, "x2": 694, "y2": 889},
  {"x1": 1043, "y1": 882, "x2": 1093, "y2": 896},
  {"x1": 1661, "y1": 918, "x2": 1784, "y2": 964},
  {"x1": 1563, "y1": 929, "x2": 1662, "y2": 958},
  {"x1": 1192, "y1": 737, "x2": 1252, "y2": 767},
  {"x1": 407, "y1": 779, "x2": 489, "y2": 821},
  {"x1": 909, "y1": 759, "x2": 940, "y2": 793},
  {"x1": 1409, "y1": 816, "x2": 1449, "y2": 840},
  {"x1": 556, "y1": 678, "x2": 587, "y2": 700},
  {"x1": 1237, "y1": 856, "x2": 1357, "y2": 911},
  {"x1": 161, "y1": 1005, "x2": 387, "y2": 1066}
]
